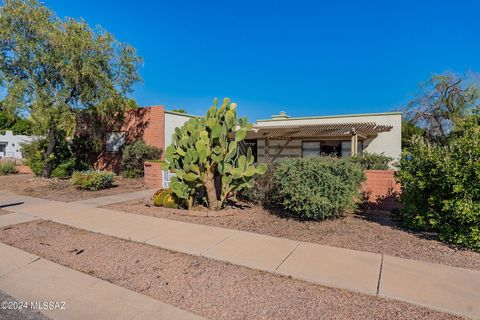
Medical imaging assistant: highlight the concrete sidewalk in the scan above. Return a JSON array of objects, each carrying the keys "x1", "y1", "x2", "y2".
[
  {"x1": 1, "y1": 191, "x2": 479, "y2": 319},
  {"x1": 71, "y1": 189, "x2": 156, "y2": 207},
  {"x1": 0, "y1": 243, "x2": 204, "y2": 320}
]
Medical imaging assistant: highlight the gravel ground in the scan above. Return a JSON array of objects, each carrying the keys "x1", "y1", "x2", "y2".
[
  {"x1": 105, "y1": 199, "x2": 480, "y2": 270},
  {"x1": 0, "y1": 221, "x2": 463, "y2": 320},
  {"x1": 0, "y1": 290, "x2": 51, "y2": 320},
  {"x1": 0, "y1": 174, "x2": 146, "y2": 202}
]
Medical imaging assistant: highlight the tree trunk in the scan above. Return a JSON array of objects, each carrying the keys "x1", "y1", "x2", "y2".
[
  {"x1": 42, "y1": 129, "x2": 57, "y2": 178},
  {"x1": 204, "y1": 176, "x2": 218, "y2": 210}
]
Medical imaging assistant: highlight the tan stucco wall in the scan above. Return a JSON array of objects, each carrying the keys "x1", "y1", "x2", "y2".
[{"x1": 254, "y1": 112, "x2": 402, "y2": 162}]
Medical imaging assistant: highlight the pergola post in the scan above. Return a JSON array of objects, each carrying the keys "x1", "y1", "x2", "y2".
[
  {"x1": 264, "y1": 137, "x2": 270, "y2": 163},
  {"x1": 351, "y1": 133, "x2": 358, "y2": 156}
]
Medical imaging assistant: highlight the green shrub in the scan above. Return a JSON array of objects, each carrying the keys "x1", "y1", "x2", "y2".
[
  {"x1": 269, "y1": 157, "x2": 364, "y2": 220},
  {"x1": 121, "y1": 140, "x2": 162, "y2": 178},
  {"x1": 350, "y1": 152, "x2": 393, "y2": 170},
  {"x1": 71, "y1": 171, "x2": 115, "y2": 191},
  {"x1": 0, "y1": 161, "x2": 17, "y2": 175},
  {"x1": 21, "y1": 137, "x2": 89, "y2": 177},
  {"x1": 393, "y1": 115, "x2": 480, "y2": 251}
]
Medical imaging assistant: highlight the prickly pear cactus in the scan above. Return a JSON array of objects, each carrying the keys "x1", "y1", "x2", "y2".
[{"x1": 161, "y1": 98, "x2": 267, "y2": 210}]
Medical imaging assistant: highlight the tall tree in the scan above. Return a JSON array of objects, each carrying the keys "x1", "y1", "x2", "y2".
[
  {"x1": 0, "y1": 0, "x2": 142, "y2": 177},
  {"x1": 405, "y1": 71, "x2": 480, "y2": 142}
]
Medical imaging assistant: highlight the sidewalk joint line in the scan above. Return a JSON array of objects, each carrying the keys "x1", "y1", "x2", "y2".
[
  {"x1": 273, "y1": 242, "x2": 301, "y2": 272},
  {"x1": 376, "y1": 254, "x2": 384, "y2": 296},
  {"x1": 199, "y1": 233, "x2": 238, "y2": 255}
]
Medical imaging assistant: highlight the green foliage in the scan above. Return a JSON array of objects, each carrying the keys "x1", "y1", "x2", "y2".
[
  {"x1": 350, "y1": 152, "x2": 393, "y2": 170},
  {"x1": 71, "y1": 171, "x2": 114, "y2": 191},
  {"x1": 393, "y1": 115, "x2": 480, "y2": 251},
  {"x1": 0, "y1": 161, "x2": 17, "y2": 175},
  {"x1": 0, "y1": 111, "x2": 33, "y2": 135},
  {"x1": 0, "y1": 0, "x2": 142, "y2": 177},
  {"x1": 21, "y1": 136, "x2": 88, "y2": 177},
  {"x1": 401, "y1": 120, "x2": 425, "y2": 149},
  {"x1": 269, "y1": 157, "x2": 364, "y2": 220},
  {"x1": 161, "y1": 98, "x2": 267, "y2": 210},
  {"x1": 121, "y1": 140, "x2": 162, "y2": 178}
]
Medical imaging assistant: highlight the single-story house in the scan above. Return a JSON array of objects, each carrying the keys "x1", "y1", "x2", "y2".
[
  {"x1": 92, "y1": 106, "x2": 401, "y2": 176},
  {"x1": 244, "y1": 111, "x2": 402, "y2": 163},
  {"x1": 0, "y1": 130, "x2": 33, "y2": 159}
]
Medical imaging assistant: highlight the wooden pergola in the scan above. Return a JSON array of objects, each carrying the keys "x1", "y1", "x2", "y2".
[{"x1": 248, "y1": 122, "x2": 393, "y2": 162}]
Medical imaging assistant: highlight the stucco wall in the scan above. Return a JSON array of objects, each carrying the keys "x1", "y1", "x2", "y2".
[
  {"x1": 254, "y1": 112, "x2": 402, "y2": 162},
  {"x1": 0, "y1": 131, "x2": 33, "y2": 159},
  {"x1": 164, "y1": 111, "x2": 195, "y2": 149}
]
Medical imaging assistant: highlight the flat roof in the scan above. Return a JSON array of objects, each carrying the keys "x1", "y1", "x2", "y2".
[
  {"x1": 164, "y1": 110, "x2": 198, "y2": 118},
  {"x1": 256, "y1": 111, "x2": 402, "y2": 122}
]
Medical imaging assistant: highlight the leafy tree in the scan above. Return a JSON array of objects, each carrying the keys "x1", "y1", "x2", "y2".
[
  {"x1": 0, "y1": 0, "x2": 142, "y2": 177},
  {"x1": 405, "y1": 71, "x2": 480, "y2": 142},
  {"x1": 401, "y1": 119, "x2": 425, "y2": 149}
]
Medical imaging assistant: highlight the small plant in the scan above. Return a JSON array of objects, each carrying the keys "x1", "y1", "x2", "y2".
[
  {"x1": 270, "y1": 157, "x2": 364, "y2": 220},
  {"x1": 350, "y1": 152, "x2": 393, "y2": 170},
  {"x1": 0, "y1": 161, "x2": 17, "y2": 175},
  {"x1": 71, "y1": 171, "x2": 115, "y2": 191},
  {"x1": 121, "y1": 140, "x2": 162, "y2": 178},
  {"x1": 152, "y1": 188, "x2": 178, "y2": 208}
]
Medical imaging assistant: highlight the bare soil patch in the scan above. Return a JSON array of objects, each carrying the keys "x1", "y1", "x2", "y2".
[
  {"x1": 0, "y1": 174, "x2": 146, "y2": 202},
  {"x1": 105, "y1": 199, "x2": 480, "y2": 270},
  {"x1": 0, "y1": 220, "x2": 461, "y2": 320}
]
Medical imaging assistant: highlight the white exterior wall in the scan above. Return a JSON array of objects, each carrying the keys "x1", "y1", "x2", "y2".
[
  {"x1": 164, "y1": 112, "x2": 195, "y2": 148},
  {"x1": 0, "y1": 130, "x2": 33, "y2": 159},
  {"x1": 254, "y1": 112, "x2": 402, "y2": 162}
]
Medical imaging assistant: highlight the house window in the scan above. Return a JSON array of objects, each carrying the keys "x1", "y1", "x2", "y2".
[
  {"x1": 105, "y1": 132, "x2": 125, "y2": 152},
  {"x1": 302, "y1": 141, "x2": 321, "y2": 158},
  {"x1": 0, "y1": 143, "x2": 6, "y2": 157},
  {"x1": 340, "y1": 140, "x2": 363, "y2": 157}
]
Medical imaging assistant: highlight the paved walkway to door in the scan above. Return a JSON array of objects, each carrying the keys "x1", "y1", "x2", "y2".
[{"x1": 1, "y1": 191, "x2": 479, "y2": 319}]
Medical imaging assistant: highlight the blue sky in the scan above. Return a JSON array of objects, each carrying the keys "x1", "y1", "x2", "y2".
[{"x1": 44, "y1": 0, "x2": 479, "y2": 120}]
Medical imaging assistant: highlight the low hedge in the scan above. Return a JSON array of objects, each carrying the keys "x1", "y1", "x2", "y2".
[
  {"x1": 250, "y1": 157, "x2": 364, "y2": 220},
  {"x1": 71, "y1": 171, "x2": 114, "y2": 191}
]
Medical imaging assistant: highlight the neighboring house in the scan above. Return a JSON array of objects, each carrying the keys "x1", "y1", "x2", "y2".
[
  {"x1": 88, "y1": 106, "x2": 194, "y2": 173},
  {"x1": 0, "y1": 130, "x2": 33, "y2": 159},
  {"x1": 244, "y1": 111, "x2": 402, "y2": 163}
]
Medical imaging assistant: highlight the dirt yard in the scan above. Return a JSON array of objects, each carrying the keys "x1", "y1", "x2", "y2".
[
  {"x1": 0, "y1": 220, "x2": 461, "y2": 320},
  {"x1": 104, "y1": 199, "x2": 480, "y2": 270},
  {"x1": 0, "y1": 174, "x2": 146, "y2": 202}
]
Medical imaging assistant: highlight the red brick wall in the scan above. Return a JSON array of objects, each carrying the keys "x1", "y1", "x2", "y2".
[
  {"x1": 361, "y1": 170, "x2": 401, "y2": 211},
  {"x1": 92, "y1": 106, "x2": 165, "y2": 173},
  {"x1": 144, "y1": 161, "x2": 163, "y2": 188}
]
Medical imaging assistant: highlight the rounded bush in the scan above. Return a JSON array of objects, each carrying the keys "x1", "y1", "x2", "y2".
[
  {"x1": 271, "y1": 157, "x2": 364, "y2": 220},
  {"x1": 71, "y1": 171, "x2": 114, "y2": 191}
]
